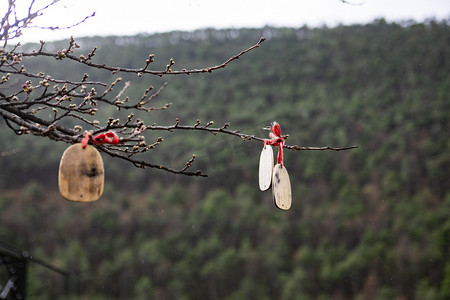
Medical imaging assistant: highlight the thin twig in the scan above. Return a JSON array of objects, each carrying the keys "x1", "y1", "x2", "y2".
[{"x1": 20, "y1": 37, "x2": 267, "y2": 77}]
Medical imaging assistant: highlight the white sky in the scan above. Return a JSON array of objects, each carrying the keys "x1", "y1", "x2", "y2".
[{"x1": 6, "y1": 0, "x2": 450, "y2": 44}]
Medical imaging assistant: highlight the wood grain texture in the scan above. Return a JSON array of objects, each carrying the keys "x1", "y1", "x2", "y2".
[
  {"x1": 259, "y1": 146, "x2": 274, "y2": 191},
  {"x1": 58, "y1": 144, "x2": 104, "y2": 202},
  {"x1": 272, "y1": 164, "x2": 292, "y2": 210}
]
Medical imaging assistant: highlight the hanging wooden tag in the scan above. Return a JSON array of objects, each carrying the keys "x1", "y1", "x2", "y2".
[
  {"x1": 272, "y1": 163, "x2": 292, "y2": 210},
  {"x1": 58, "y1": 143, "x2": 104, "y2": 202},
  {"x1": 259, "y1": 146, "x2": 274, "y2": 191}
]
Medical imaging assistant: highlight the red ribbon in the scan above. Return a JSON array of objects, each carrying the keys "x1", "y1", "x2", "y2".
[
  {"x1": 81, "y1": 131, "x2": 119, "y2": 149},
  {"x1": 264, "y1": 122, "x2": 285, "y2": 168}
]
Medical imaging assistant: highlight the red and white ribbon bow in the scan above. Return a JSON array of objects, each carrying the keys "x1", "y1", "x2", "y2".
[{"x1": 264, "y1": 121, "x2": 284, "y2": 168}]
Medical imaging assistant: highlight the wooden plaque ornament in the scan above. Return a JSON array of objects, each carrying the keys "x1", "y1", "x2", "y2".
[
  {"x1": 58, "y1": 143, "x2": 104, "y2": 202},
  {"x1": 260, "y1": 121, "x2": 293, "y2": 210},
  {"x1": 259, "y1": 146, "x2": 274, "y2": 191},
  {"x1": 272, "y1": 164, "x2": 292, "y2": 210}
]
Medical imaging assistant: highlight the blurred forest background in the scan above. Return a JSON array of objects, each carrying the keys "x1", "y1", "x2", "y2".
[{"x1": 1, "y1": 19, "x2": 449, "y2": 299}]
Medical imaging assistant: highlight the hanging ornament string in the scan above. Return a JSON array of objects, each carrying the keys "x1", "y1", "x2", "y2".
[
  {"x1": 264, "y1": 122, "x2": 285, "y2": 168},
  {"x1": 81, "y1": 131, "x2": 119, "y2": 149}
]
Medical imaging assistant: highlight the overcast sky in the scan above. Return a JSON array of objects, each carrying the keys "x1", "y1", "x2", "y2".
[{"x1": 7, "y1": 0, "x2": 450, "y2": 43}]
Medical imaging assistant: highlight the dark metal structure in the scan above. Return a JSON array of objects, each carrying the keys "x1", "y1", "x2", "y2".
[{"x1": 0, "y1": 241, "x2": 67, "y2": 299}]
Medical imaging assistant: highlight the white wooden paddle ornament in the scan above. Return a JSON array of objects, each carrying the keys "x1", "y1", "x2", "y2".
[
  {"x1": 58, "y1": 131, "x2": 119, "y2": 202},
  {"x1": 272, "y1": 163, "x2": 292, "y2": 210},
  {"x1": 260, "y1": 122, "x2": 292, "y2": 210},
  {"x1": 258, "y1": 144, "x2": 273, "y2": 191}
]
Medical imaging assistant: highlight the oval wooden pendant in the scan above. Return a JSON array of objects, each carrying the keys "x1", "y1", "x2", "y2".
[
  {"x1": 272, "y1": 164, "x2": 292, "y2": 210},
  {"x1": 259, "y1": 146, "x2": 274, "y2": 191},
  {"x1": 58, "y1": 143, "x2": 104, "y2": 202}
]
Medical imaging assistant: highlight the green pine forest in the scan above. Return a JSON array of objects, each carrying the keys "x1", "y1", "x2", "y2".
[{"x1": 1, "y1": 19, "x2": 449, "y2": 299}]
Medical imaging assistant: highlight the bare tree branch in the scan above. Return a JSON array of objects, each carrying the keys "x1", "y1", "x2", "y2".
[
  {"x1": 19, "y1": 37, "x2": 267, "y2": 77},
  {"x1": 0, "y1": 1, "x2": 357, "y2": 177},
  {"x1": 0, "y1": 0, "x2": 95, "y2": 44}
]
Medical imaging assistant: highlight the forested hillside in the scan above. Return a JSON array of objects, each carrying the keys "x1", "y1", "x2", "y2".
[{"x1": 1, "y1": 19, "x2": 449, "y2": 299}]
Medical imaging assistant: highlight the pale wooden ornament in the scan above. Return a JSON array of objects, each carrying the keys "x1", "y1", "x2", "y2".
[
  {"x1": 272, "y1": 163, "x2": 292, "y2": 210},
  {"x1": 58, "y1": 143, "x2": 104, "y2": 202},
  {"x1": 259, "y1": 146, "x2": 274, "y2": 191}
]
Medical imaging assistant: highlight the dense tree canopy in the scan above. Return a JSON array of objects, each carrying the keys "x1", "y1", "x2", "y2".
[{"x1": 1, "y1": 19, "x2": 449, "y2": 299}]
